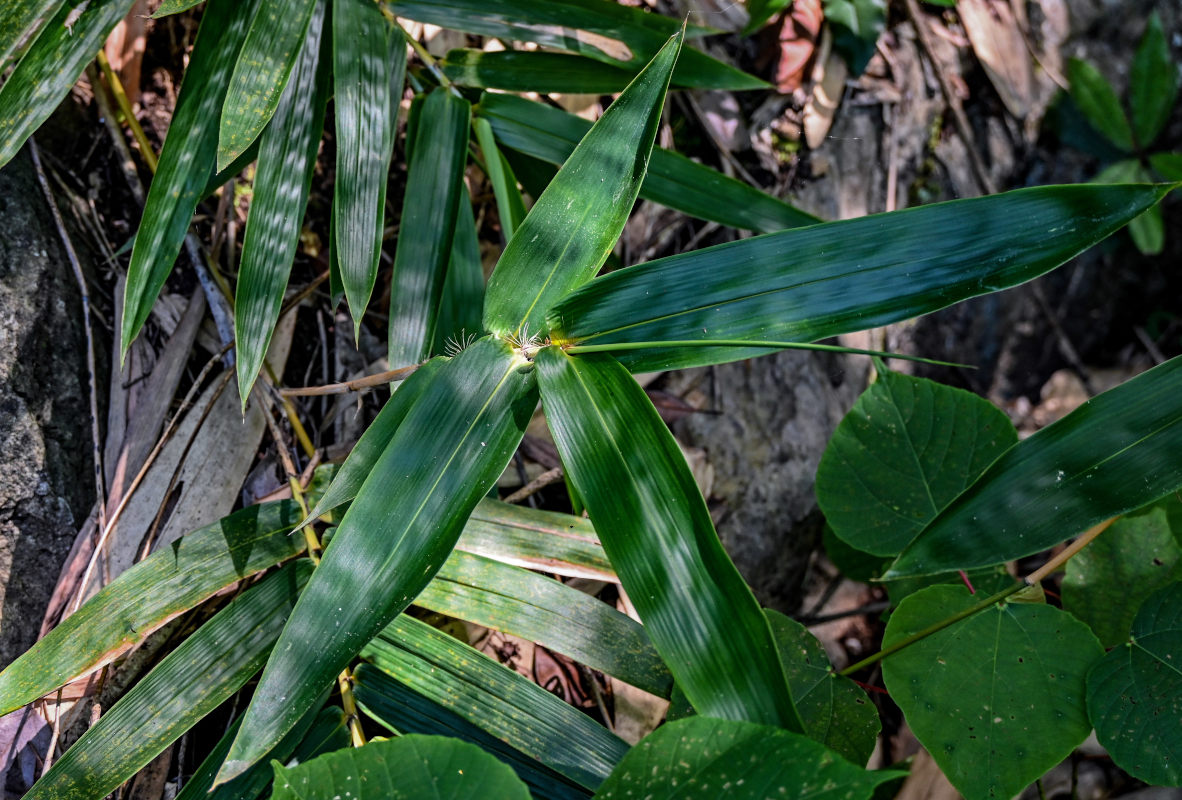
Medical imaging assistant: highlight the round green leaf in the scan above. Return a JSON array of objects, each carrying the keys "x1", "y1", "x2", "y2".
[
  {"x1": 1087, "y1": 581, "x2": 1182, "y2": 787},
  {"x1": 270, "y1": 735, "x2": 531, "y2": 799},
  {"x1": 816, "y1": 370, "x2": 1016, "y2": 556},
  {"x1": 1063, "y1": 502, "x2": 1182, "y2": 648},
  {"x1": 592, "y1": 717, "x2": 903, "y2": 800},
  {"x1": 767, "y1": 610, "x2": 881, "y2": 765},
  {"x1": 882, "y1": 585, "x2": 1103, "y2": 800}
]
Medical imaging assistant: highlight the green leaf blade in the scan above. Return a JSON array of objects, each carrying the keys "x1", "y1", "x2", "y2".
[
  {"x1": 1067, "y1": 57, "x2": 1135, "y2": 152},
  {"x1": 482, "y1": 31, "x2": 682, "y2": 340},
  {"x1": 536, "y1": 347, "x2": 801, "y2": 731},
  {"x1": 445, "y1": 48, "x2": 637, "y2": 93},
  {"x1": 816, "y1": 370, "x2": 1017, "y2": 557},
  {"x1": 888, "y1": 355, "x2": 1182, "y2": 577},
  {"x1": 217, "y1": 0, "x2": 319, "y2": 169},
  {"x1": 0, "y1": 501, "x2": 304, "y2": 716},
  {"x1": 0, "y1": 0, "x2": 65, "y2": 73},
  {"x1": 235, "y1": 0, "x2": 331, "y2": 401},
  {"x1": 0, "y1": 0, "x2": 132, "y2": 168},
  {"x1": 547, "y1": 183, "x2": 1169, "y2": 372},
  {"x1": 220, "y1": 337, "x2": 537, "y2": 781},
  {"x1": 1086, "y1": 581, "x2": 1182, "y2": 787},
  {"x1": 882, "y1": 585, "x2": 1103, "y2": 800},
  {"x1": 27, "y1": 561, "x2": 312, "y2": 800},
  {"x1": 333, "y1": 0, "x2": 406, "y2": 334},
  {"x1": 1129, "y1": 13, "x2": 1177, "y2": 149},
  {"x1": 272, "y1": 735, "x2": 531, "y2": 800},
  {"x1": 121, "y1": 0, "x2": 260, "y2": 355},
  {"x1": 388, "y1": 87, "x2": 471, "y2": 368}
]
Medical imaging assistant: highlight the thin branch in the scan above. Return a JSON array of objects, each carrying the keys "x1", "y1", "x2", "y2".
[
  {"x1": 280, "y1": 361, "x2": 424, "y2": 396},
  {"x1": 504, "y1": 466, "x2": 565, "y2": 505}
]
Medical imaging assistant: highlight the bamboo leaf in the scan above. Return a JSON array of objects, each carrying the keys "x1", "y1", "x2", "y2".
[
  {"x1": 1067, "y1": 57, "x2": 1135, "y2": 152},
  {"x1": 0, "y1": 0, "x2": 133, "y2": 168},
  {"x1": 418, "y1": 549, "x2": 672, "y2": 697},
  {"x1": 473, "y1": 116, "x2": 526, "y2": 244},
  {"x1": 458, "y1": 500, "x2": 614, "y2": 582},
  {"x1": 235, "y1": 0, "x2": 330, "y2": 402},
  {"x1": 478, "y1": 92, "x2": 818, "y2": 233},
  {"x1": 272, "y1": 735, "x2": 531, "y2": 800},
  {"x1": 121, "y1": 0, "x2": 260, "y2": 356},
  {"x1": 882, "y1": 585, "x2": 1103, "y2": 800},
  {"x1": 1061, "y1": 501, "x2": 1182, "y2": 648},
  {"x1": 592, "y1": 717, "x2": 903, "y2": 800},
  {"x1": 388, "y1": 87, "x2": 471, "y2": 368},
  {"x1": 432, "y1": 194, "x2": 486, "y2": 356},
  {"x1": 0, "y1": 0, "x2": 64, "y2": 73},
  {"x1": 1086, "y1": 581, "x2": 1182, "y2": 787},
  {"x1": 547, "y1": 183, "x2": 1171, "y2": 372},
  {"x1": 26, "y1": 561, "x2": 312, "y2": 800},
  {"x1": 536, "y1": 347, "x2": 801, "y2": 730},
  {"x1": 0, "y1": 501, "x2": 303, "y2": 717},
  {"x1": 152, "y1": 0, "x2": 205, "y2": 17},
  {"x1": 816, "y1": 369, "x2": 1017, "y2": 557},
  {"x1": 333, "y1": 0, "x2": 405, "y2": 334},
  {"x1": 887, "y1": 355, "x2": 1182, "y2": 577},
  {"x1": 483, "y1": 31, "x2": 681, "y2": 340},
  {"x1": 390, "y1": 0, "x2": 765, "y2": 91},
  {"x1": 218, "y1": 337, "x2": 537, "y2": 782},
  {"x1": 445, "y1": 49, "x2": 638, "y2": 93},
  {"x1": 217, "y1": 0, "x2": 319, "y2": 169},
  {"x1": 1129, "y1": 13, "x2": 1177, "y2": 149},
  {"x1": 359, "y1": 614, "x2": 628, "y2": 790}
]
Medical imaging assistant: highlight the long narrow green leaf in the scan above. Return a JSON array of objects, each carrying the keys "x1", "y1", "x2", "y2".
[
  {"x1": 458, "y1": 500, "x2": 614, "y2": 581},
  {"x1": 473, "y1": 116, "x2": 526, "y2": 243},
  {"x1": 547, "y1": 183, "x2": 1172, "y2": 373},
  {"x1": 388, "y1": 87, "x2": 471, "y2": 368},
  {"x1": 360, "y1": 613, "x2": 629, "y2": 789},
  {"x1": 478, "y1": 92, "x2": 818, "y2": 233},
  {"x1": 536, "y1": 347, "x2": 801, "y2": 731},
  {"x1": 419, "y1": 550, "x2": 671, "y2": 696},
  {"x1": 432, "y1": 195, "x2": 486, "y2": 355},
  {"x1": 27, "y1": 561, "x2": 312, "y2": 800},
  {"x1": 887, "y1": 355, "x2": 1182, "y2": 577},
  {"x1": 121, "y1": 0, "x2": 260, "y2": 356},
  {"x1": 235, "y1": 0, "x2": 330, "y2": 402},
  {"x1": 1067, "y1": 58, "x2": 1135, "y2": 152},
  {"x1": 0, "y1": 0, "x2": 133, "y2": 168},
  {"x1": 390, "y1": 0, "x2": 764, "y2": 90},
  {"x1": 217, "y1": 0, "x2": 318, "y2": 169},
  {"x1": 444, "y1": 49, "x2": 637, "y2": 93},
  {"x1": 333, "y1": 0, "x2": 405, "y2": 334},
  {"x1": 218, "y1": 337, "x2": 537, "y2": 782},
  {"x1": 152, "y1": 0, "x2": 205, "y2": 17},
  {"x1": 0, "y1": 501, "x2": 303, "y2": 717},
  {"x1": 483, "y1": 32, "x2": 681, "y2": 340},
  {"x1": 1129, "y1": 13, "x2": 1177, "y2": 148},
  {"x1": 306, "y1": 357, "x2": 446, "y2": 521},
  {"x1": 0, "y1": 0, "x2": 64, "y2": 73},
  {"x1": 353, "y1": 666, "x2": 592, "y2": 800}
]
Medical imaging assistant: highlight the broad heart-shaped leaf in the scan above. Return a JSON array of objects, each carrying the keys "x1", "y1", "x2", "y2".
[
  {"x1": 766, "y1": 610, "x2": 880, "y2": 765},
  {"x1": 881, "y1": 585, "x2": 1103, "y2": 800},
  {"x1": 121, "y1": 0, "x2": 260, "y2": 357},
  {"x1": 445, "y1": 49, "x2": 638, "y2": 94},
  {"x1": 1130, "y1": 13, "x2": 1177, "y2": 149},
  {"x1": 333, "y1": 0, "x2": 405, "y2": 335},
  {"x1": 0, "y1": 0, "x2": 65, "y2": 80},
  {"x1": 218, "y1": 337, "x2": 537, "y2": 783},
  {"x1": 175, "y1": 706, "x2": 346, "y2": 800},
  {"x1": 888, "y1": 354, "x2": 1182, "y2": 577},
  {"x1": 482, "y1": 31, "x2": 681, "y2": 341},
  {"x1": 1067, "y1": 57, "x2": 1134, "y2": 152},
  {"x1": 391, "y1": 0, "x2": 764, "y2": 91},
  {"x1": 359, "y1": 614, "x2": 629, "y2": 791},
  {"x1": 235, "y1": 0, "x2": 330, "y2": 402},
  {"x1": 0, "y1": 501, "x2": 303, "y2": 717},
  {"x1": 388, "y1": 87, "x2": 471, "y2": 368},
  {"x1": 478, "y1": 92, "x2": 818, "y2": 233},
  {"x1": 536, "y1": 347, "x2": 802, "y2": 731},
  {"x1": 272, "y1": 735, "x2": 531, "y2": 800},
  {"x1": 417, "y1": 549, "x2": 672, "y2": 697},
  {"x1": 816, "y1": 369, "x2": 1016, "y2": 557},
  {"x1": 1087, "y1": 581, "x2": 1182, "y2": 787},
  {"x1": 1062, "y1": 501, "x2": 1182, "y2": 647},
  {"x1": 592, "y1": 717, "x2": 903, "y2": 800},
  {"x1": 0, "y1": 0, "x2": 131, "y2": 168},
  {"x1": 27, "y1": 561, "x2": 312, "y2": 800},
  {"x1": 217, "y1": 0, "x2": 318, "y2": 169},
  {"x1": 547, "y1": 183, "x2": 1170, "y2": 373}
]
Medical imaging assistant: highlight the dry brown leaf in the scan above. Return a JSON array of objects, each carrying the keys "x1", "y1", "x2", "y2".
[
  {"x1": 804, "y1": 30, "x2": 849, "y2": 149},
  {"x1": 103, "y1": 0, "x2": 150, "y2": 109},
  {"x1": 773, "y1": 0, "x2": 824, "y2": 93},
  {"x1": 958, "y1": 0, "x2": 1035, "y2": 118}
]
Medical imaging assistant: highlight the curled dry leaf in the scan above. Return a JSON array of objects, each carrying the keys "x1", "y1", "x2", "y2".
[{"x1": 772, "y1": 0, "x2": 823, "y2": 93}]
